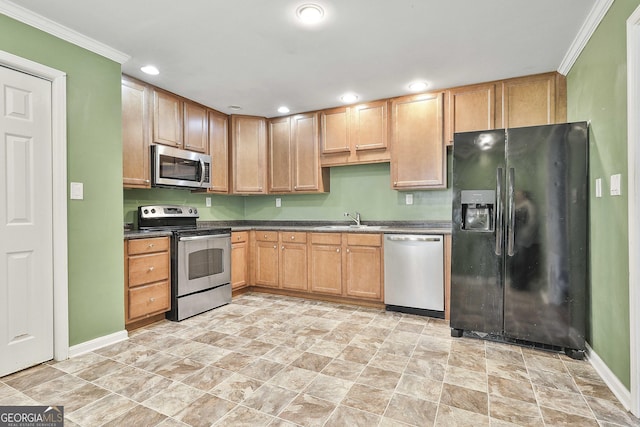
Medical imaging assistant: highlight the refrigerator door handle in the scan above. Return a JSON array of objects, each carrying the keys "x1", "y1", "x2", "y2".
[
  {"x1": 507, "y1": 167, "x2": 515, "y2": 257},
  {"x1": 495, "y1": 167, "x2": 503, "y2": 256}
]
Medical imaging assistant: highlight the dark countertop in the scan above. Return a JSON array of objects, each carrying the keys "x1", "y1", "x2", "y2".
[{"x1": 123, "y1": 220, "x2": 451, "y2": 239}]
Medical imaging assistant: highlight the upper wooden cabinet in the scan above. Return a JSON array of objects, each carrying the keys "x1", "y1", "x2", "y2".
[
  {"x1": 268, "y1": 113, "x2": 328, "y2": 194},
  {"x1": 230, "y1": 115, "x2": 268, "y2": 194},
  {"x1": 390, "y1": 92, "x2": 446, "y2": 190},
  {"x1": 151, "y1": 87, "x2": 208, "y2": 153},
  {"x1": 445, "y1": 82, "x2": 497, "y2": 145},
  {"x1": 499, "y1": 72, "x2": 566, "y2": 129},
  {"x1": 208, "y1": 109, "x2": 229, "y2": 193},
  {"x1": 320, "y1": 100, "x2": 389, "y2": 166},
  {"x1": 152, "y1": 88, "x2": 183, "y2": 148},
  {"x1": 121, "y1": 76, "x2": 151, "y2": 188},
  {"x1": 183, "y1": 101, "x2": 208, "y2": 153}
]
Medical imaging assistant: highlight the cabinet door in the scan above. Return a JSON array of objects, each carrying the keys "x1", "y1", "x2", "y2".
[
  {"x1": 280, "y1": 242, "x2": 308, "y2": 291},
  {"x1": 152, "y1": 89, "x2": 183, "y2": 147},
  {"x1": 208, "y1": 109, "x2": 229, "y2": 193},
  {"x1": 183, "y1": 101, "x2": 208, "y2": 153},
  {"x1": 231, "y1": 115, "x2": 267, "y2": 194},
  {"x1": 501, "y1": 73, "x2": 557, "y2": 129},
  {"x1": 320, "y1": 107, "x2": 350, "y2": 154},
  {"x1": 350, "y1": 100, "x2": 388, "y2": 152},
  {"x1": 344, "y1": 245, "x2": 382, "y2": 300},
  {"x1": 268, "y1": 116, "x2": 293, "y2": 192},
  {"x1": 445, "y1": 83, "x2": 496, "y2": 145},
  {"x1": 391, "y1": 92, "x2": 446, "y2": 189},
  {"x1": 231, "y1": 239, "x2": 248, "y2": 290},
  {"x1": 292, "y1": 112, "x2": 320, "y2": 192},
  {"x1": 310, "y1": 243, "x2": 342, "y2": 295},
  {"x1": 255, "y1": 240, "x2": 279, "y2": 287},
  {"x1": 121, "y1": 76, "x2": 151, "y2": 188}
]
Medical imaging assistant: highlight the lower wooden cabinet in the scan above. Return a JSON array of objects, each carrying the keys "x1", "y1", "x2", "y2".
[
  {"x1": 253, "y1": 231, "x2": 308, "y2": 290},
  {"x1": 124, "y1": 237, "x2": 171, "y2": 327},
  {"x1": 254, "y1": 231, "x2": 279, "y2": 288},
  {"x1": 309, "y1": 233, "x2": 343, "y2": 295},
  {"x1": 344, "y1": 233, "x2": 382, "y2": 300},
  {"x1": 231, "y1": 231, "x2": 249, "y2": 290}
]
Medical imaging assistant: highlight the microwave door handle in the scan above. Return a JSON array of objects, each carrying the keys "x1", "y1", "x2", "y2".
[{"x1": 198, "y1": 159, "x2": 205, "y2": 186}]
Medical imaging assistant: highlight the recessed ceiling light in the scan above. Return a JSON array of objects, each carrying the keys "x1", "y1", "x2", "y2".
[
  {"x1": 277, "y1": 106, "x2": 290, "y2": 114},
  {"x1": 408, "y1": 81, "x2": 429, "y2": 92},
  {"x1": 228, "y1": 105, "x2": 242, "y2": 111},
  {"x1": 340, "y1": 93, "x2": 359, "y2": 104},
  {"x1": 296, "y1": 4, "x2": 325, "y2": 24},
  {"x1": 140, "y1": 65, "x2": 159, "y2": 75}
]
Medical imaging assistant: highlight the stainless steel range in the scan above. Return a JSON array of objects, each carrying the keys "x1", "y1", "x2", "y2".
[{"x1": 138, "y1": 205, "x2": 231, "y2": 321}]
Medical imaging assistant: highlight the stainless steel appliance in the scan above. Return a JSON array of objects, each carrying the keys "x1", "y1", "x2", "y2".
[
  {"x1": 151, "y1": 145, "x2": 212, "y2": 190},
  {"x1": 138, "y1": 205, "x2": 231, "y2": 321},
  {"x1": 450, "y1": 122, "x2": 588, "y2": 358},
  {"x1": 384, "y1": 234, "x2": 444, "y2": 317}
]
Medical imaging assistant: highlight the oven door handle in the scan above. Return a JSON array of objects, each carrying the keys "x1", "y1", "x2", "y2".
[{"x1": 179, "y1": 234, "x2": 231, "y2": 241}]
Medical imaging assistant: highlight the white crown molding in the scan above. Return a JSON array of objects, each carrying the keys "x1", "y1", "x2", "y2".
[
  {"x1": 0, "y1": 0, "x2": 130, "y2": 64},
  {"x1": 558, "y1": 0, "x2": 614, "y2": 75}
]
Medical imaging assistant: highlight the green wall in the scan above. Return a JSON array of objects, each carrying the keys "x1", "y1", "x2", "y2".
[
  {"x1": 567, "y1": 0, "x2": 640, "y2": 389},
  {"x1": 0, "y1": 15, "x2": 124, "y2": 346},
  {"x1": 123, "y1": 159, "x2": 453, "y2": 222}
]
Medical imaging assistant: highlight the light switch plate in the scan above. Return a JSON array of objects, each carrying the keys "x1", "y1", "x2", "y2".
[
  {"x1": 205, "y1": 197, "x2": 211, "y2": 207},
  {"x1": 595, "y1": 178, "x2": 602, "y2": 198},
  {"x1": 405, "y1": 193, "x2": 413, "y2": 205},
  {"x1": 275, "y1": 198, "x2": 282, "y2": 208},
  {"x1": 70, "y1": 182, "x2": 83, "y2": 200},
  {"x1": 611, "y1": 174, "x2": 622, "y2": 196}
]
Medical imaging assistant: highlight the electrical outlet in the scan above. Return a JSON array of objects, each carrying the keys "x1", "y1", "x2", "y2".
[
  {"x1": 595, "y1": 178, "x2": 602, "y2": 198},
  {"x1": 405, "y1": 193, "x2": 413, "y2": 205},
  {"x1": 205, "y1": 197, "x2": 211, "y2": 207},
  {"x1": 611, "y1": 174, "x2": 622, "y2": 196},
  {"x1": 276, "y1": 198, "x2": 282, "y2": 208}
]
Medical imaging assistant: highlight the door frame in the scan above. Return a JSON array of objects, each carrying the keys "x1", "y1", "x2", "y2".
[
  {"x1": 627, "y1": 5, "x2": 640, "y2": 418},
  {"x1": 0, "y1": 50, "x2": 69, "y2": 362}
]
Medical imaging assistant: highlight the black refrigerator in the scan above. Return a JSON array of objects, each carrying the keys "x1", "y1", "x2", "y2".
[{"x1": 450, "y1": 122, "x2": 588, "y2": 358}]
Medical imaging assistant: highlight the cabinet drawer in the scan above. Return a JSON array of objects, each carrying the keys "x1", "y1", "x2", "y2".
[
  {"x1": 232, "y1": 231, "x2": 249, "y2": 243},
  {"x1": 128, "y1": 281, "x2": 170, "y2": 319},
  {"x1": 256, "y1": 231, "x2": 278, "y2": 242},
  {"x1": 310, "y1": 232, "x2": 342, "y2": 245},
  {"x1": 128, "y1": 252, "x2": 170, "y2": 286},
  {"x1": 128, "y1": 237, "x2": 170, "y2": 255},
  {"x1": 346, "y1": 233, "x2": 381, "y2": 247},
  {"x1": 280, "y1": 232, "x2": 307, "y2": 243}
]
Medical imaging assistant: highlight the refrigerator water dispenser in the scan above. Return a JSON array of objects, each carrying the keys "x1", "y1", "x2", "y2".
[{"x1": 460, "y1": 190, "x2": 495, "y2": 232}]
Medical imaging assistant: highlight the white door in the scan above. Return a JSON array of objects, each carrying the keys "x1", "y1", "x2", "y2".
[{"x1": 0, "y1": 65, "x2": 53, "y2": 376}]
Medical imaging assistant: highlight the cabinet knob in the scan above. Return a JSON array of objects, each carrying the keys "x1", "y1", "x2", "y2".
[
  {"x1": 294, "y1": 186, "x2": 297, "y2": 190},
  {"x1": 148, "y1": 243, "x2": 154, "y2": 248},
  {"x1": 393, "y1": 182, "x2": 398, "y2": 186},
  {"x1": 148, "y1": 266, "x2": 155, "y2": 271},
  {"x1": 144, "y1": 179, "x2": 150, "y2": 183},
  {"x1": 273, "y1": 245, "x2": 277, "y2": 249},
  {"x1": 290, "y1": 236, "x2": 295, "y2": 240},
  {"x1": 281, "y1": 246, "x2": 285, "y2": 250},
  {"x1": 264, "y1": 234, "x2": 268, "y2": 238},
  {"x1": 355, "y1": 144, "x2": 359, "y2": 149},
  {"x1": 336, "y1": 248, "x2": 340, "y2": 253},
  {"x1": 347, "y1": 249, "x2": 350, "y2": 253},
  {"x1": 149, "y1": 297, "x2": 156, "y2": 302}
]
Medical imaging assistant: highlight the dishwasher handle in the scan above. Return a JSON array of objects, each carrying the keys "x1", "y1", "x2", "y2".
[{"x1": 385, "y1": 235, "x2": 442, "y2": 242}]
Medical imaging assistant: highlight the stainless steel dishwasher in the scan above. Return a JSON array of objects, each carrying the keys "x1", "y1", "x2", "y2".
[{"x1": 384, "y1": 234, "x2": 444, "y2": 318}]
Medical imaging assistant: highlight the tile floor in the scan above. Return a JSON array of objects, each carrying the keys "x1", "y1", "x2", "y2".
[{"x1": 1, "y1": 292, "x2": 639, "y2": 427}]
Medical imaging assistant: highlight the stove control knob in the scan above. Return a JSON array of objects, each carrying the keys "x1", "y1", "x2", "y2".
[
  {"x1": 177, "y1": 209, "x2": 182, "y2": 214},
  {"x1": 151, "y1": 208, "x2": 156, "y2": 214},
  {"x1": 143, "y1": 209, "x2": 149, "y2": 215},
  {"x1": 193, "y1": 209, "x2": 198, "y2": 214}
]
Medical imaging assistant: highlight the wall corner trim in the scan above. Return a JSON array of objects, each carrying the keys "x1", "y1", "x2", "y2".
[
  {"x1": 587, "y1": 343, "x2": 632, "y2": 411},
  {"x1": 68, "y1": 330, "x2": 128, "y2": 358},
  {"x1": 557, "y1": 0, "x2": 614, "y2": 75},
  {"x1": 0, "y1": 0, "x2": 130, "y2": 64}
]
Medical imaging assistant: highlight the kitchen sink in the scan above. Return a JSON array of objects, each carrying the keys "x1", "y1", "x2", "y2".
[{"x1": 313, "y1": 225, "x2": 387, "y2": 231}]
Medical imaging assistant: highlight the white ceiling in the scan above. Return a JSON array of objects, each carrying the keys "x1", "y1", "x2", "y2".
[{"x1": 7, "y1": 0, "x2": 596, "y2": 117}]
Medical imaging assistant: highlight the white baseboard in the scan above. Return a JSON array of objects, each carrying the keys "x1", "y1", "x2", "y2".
[
  {"x1": 587, "y1": 343, "x2": 632, "y2": 410},
  {"x1": 67, "y1": 330, "x2": 128, "y2": 358}
]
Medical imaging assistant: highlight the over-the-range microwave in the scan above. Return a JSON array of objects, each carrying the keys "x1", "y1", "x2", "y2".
[{"x1": 151, "y1": 145, "x2": 211, "y2": 190}]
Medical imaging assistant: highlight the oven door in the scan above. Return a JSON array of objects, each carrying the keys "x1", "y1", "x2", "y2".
[{"x1": 177, "y1": 234, "x2": 231, "y2": 296}]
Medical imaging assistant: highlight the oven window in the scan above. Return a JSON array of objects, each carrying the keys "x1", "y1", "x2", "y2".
[
  {"x1": 188, "y1": 248, "x2": 224, "y2": 280},
  {"x1": 159, "y1": 154, "x2": 199, "y2": 182}
]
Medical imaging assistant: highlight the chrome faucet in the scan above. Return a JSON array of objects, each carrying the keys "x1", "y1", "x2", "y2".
[{"x1": 344, "y1": 211, "x2": 361, "y2": 226}]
